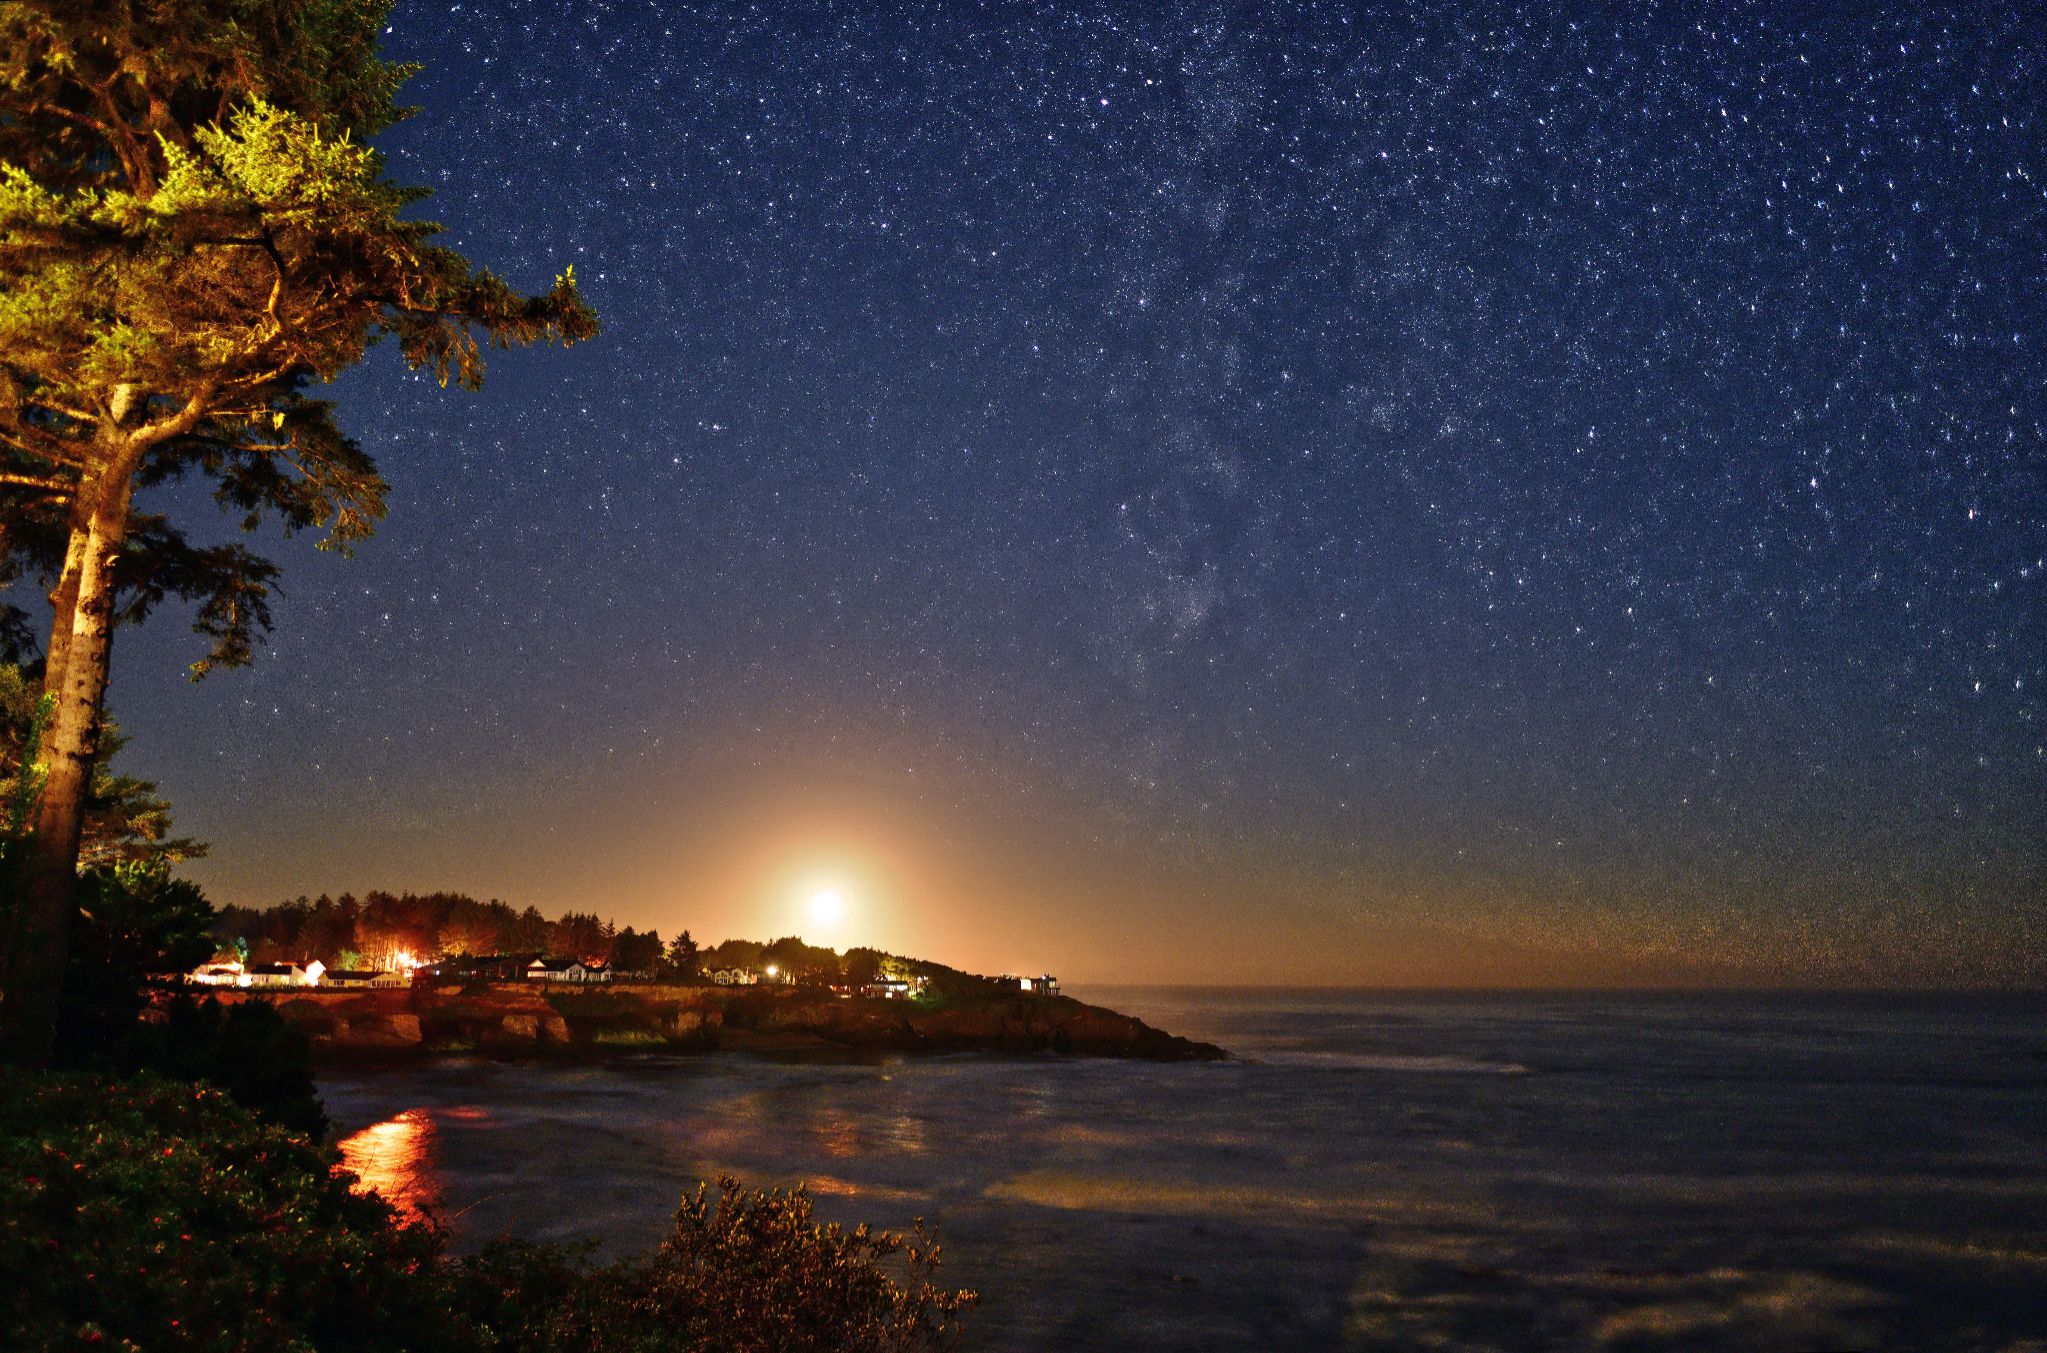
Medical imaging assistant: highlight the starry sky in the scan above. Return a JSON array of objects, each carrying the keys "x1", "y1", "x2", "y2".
[{"x1": 103, "y1": 1, "x2": 2043, "y2": 986}]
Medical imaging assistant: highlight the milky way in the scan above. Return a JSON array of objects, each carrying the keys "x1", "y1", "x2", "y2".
[{"x1": 108, "y1": 2, "x2": 2043, "y2": 984}]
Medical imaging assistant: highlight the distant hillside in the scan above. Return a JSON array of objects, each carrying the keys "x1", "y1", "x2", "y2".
[{"x1": 209, "y1": 982, "x2": 1226, "y2": 1063}]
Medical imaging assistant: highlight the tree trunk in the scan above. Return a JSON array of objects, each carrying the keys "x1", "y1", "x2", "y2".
[{"x1": 0, "y1": 460, "x2": 133, "y2": 1066}]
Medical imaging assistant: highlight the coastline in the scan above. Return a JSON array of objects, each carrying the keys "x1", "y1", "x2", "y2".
[
  {"x1": 314, "y1": 989, "x2": 2047, "y2": 1351},
  {"x1": 193, "y1": 981, "x2": 1228, "y2": 1064}
]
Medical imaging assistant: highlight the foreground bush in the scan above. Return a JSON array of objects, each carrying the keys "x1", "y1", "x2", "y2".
[
  {"x1": 462, "y1": 1179, "x2": 975, "y2": 1352},
  {"x1": 1, "y1": 1072, "x2": 973, "y2": 1351},
  {"x1": 45, "y1": 858, "x2": 330, "y2": 1136},
  {"x1": 124, "y1": 995, "x2": 330, "y2": 1137},
  {"x1": 0, "y1": 1072, "x2": 460, "y2": 1350}
]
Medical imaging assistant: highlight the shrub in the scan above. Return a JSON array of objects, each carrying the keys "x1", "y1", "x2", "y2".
[
  {"x1": 3, "y1": 1075, "x2": 974, "y2": 1351},
  {"x1": 126, "y1": 995, "x2": 329, "y2": 1137},
  {"x1": 0, "y1": 1072, "x2": 468, "y2": 1351},
  {"x1": 461, "y1": 1178, "x2": 975, "y2": 1352},
  {"x1": 46, "y1": 861, "x2": 328, "y2": 1136},
  {"x1": 54, "y1": 864, "x2": 216, "y2": 1060},
  {"x1": 654, "y1": 1179, "x2": 974, "y2": 1352}
]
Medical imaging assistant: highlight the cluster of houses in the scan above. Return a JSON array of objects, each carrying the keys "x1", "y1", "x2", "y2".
[
  {"x1": 704, "y1": 966, "x2": 927, "y2": 999},
  {"x1": 186, "y1": 955, "x2": 619, "y2": 989},
  {"x1": 185, "y1": 955, "x2": 1049, "y2": 1000},
  {"x1": 830, "y1": 975, "x2": 922, "y2": 999},
  {"x1": 189, "y1": 959, "x2": 407, "y2": 989}
]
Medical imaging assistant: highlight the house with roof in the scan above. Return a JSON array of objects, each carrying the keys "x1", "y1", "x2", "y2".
[
  {"x1": 419, "y1": 953, "x2": 537, "y2": 983},
  {"x1": 525, "y1": 957, "x2": 613, "y2": 984},
  {"x1": 243, "y1": 961, "x2": 319, "y2": 988},
  {"x1": 709, "y1": 966, "x2": 758, "y2": 986},
  {"x1": 322, "y1": 968, "x2": 408, "y2": 989}
]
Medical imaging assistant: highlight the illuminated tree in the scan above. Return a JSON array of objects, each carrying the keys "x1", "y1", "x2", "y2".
[
  {"x1": 2, "y1": 663, "x2": 203, "y2": 868},
  {"x1": 0, "y1": 0, "x2": 597, "y2": 1063},
  {"x1": 437, "y1": 904, "x2": 504, "y2": 960},
  {"x1": 763, "y1": 935, "x2": 838, "y2": 984}
]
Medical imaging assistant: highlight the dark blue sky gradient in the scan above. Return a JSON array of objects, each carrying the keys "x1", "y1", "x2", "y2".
[{"x1": 107, "y1": 1, "x2": 2043, "y2": 983}]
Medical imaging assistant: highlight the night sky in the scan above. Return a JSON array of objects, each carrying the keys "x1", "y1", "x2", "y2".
[{"x1": 107, "y1": 2, "x2": 2043, "y2": 986}]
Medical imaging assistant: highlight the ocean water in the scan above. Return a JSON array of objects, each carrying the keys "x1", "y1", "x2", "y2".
[{"x1": 319, "y1": 989, "x2": 2047, "y2": 1351}]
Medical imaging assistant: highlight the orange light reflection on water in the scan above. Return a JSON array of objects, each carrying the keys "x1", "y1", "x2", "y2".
[
  {"x1": 813, "y1": 1103, "x2": 861, "y2": 1158},
  {"x1": 337, "y1": 1108, "x2": 441, "y2": 1223}
]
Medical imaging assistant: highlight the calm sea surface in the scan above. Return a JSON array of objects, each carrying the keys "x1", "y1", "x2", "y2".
[{"x1": 319, "y1": 989, "x2": 2047, "y2": 1351}]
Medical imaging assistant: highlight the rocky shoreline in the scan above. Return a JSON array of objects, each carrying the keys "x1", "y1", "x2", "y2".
[{"x1": 201, "y1": 983, "x2": 1226, "y2": 1063}]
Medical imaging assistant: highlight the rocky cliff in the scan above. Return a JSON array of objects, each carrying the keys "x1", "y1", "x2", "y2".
[
  {"x1": 209, "y1": 983, "x2": 1224, "y2": 1062},
  {"x1": 722, "y1": 988, "x2": 1222, "y2": 1059}
]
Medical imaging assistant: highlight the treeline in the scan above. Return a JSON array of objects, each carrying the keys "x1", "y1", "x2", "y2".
[
  {"x1": 216, "y1": 892, "x2": 974, "y2": 992},
  {"x1": 697, "y1": 937, "x2": 927, "y2": 989},
  {"x1": 213, "y1": 892, "x2": 672, "y2": 973}
]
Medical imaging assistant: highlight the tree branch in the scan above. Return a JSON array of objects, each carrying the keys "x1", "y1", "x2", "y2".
[
  {"x1": 29, "y1": 399, "x2": 100, "y2": 426},
  {"x1": 125, "y1": 382, "x2": 221, "y2": 456},
  {"x1": 0, "y1": 424, "x2": 87, "y2": 469},
  {"x1": 19, "y1": 97, "x2": 118, "y2": 141},
  {"x1": 0, "y1": 471, "x2": 74, "y2": 492}
]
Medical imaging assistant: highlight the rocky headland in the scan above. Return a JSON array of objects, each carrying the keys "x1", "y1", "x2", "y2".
[{"x1": 202, "y1": 982, "x2": 1225, "y2": 1063}]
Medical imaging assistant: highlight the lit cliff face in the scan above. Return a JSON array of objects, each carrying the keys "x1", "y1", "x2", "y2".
[{"x1": 337, "y1": 1107, "x2": 442, "y2": 1223}]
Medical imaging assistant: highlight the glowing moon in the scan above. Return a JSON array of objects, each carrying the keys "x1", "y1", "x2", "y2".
[{"x1": 808, "y1": 887, "x2": 846, "y2": 927}]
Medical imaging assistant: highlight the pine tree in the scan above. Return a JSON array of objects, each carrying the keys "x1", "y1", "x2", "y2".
[
  {"x1": 663, "y1": 929, "x2": 700, "y2": 981},
  {"x1": 0, "y1": 0, "x2": 597, "y2": 1063},
  {"x1": 2, "y1": 663, "x2": 204, "y2": 867}
]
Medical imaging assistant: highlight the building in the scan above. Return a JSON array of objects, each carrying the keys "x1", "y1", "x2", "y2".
[
  {"x1": 323, "y1": 968, "x2": 407, "y2": 989},
  {"x1": 188, "y1": 963, "x2": 245, "y2": 987},
  {"x1": 1005, "y1": 973, "x2": 1059, "y2": 995},
  {"x1": 709, "y1": 967, "x2": 758, "y2": 986},
  {"x1": 419, "y1": 953, "x2": 536, "y2": 983},
  {"x1": 525, "y1": 957, "x2": 613, "y2": 984},
  {"x1": 470, "y1": 953, "x2": 538, "y2": 982},
  {"x1": 243, "y1": 961, "x2": 318, "y2": 988}
]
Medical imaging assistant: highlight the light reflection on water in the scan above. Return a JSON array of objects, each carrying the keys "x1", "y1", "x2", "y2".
[
  {"x1": 336, "y1": 1107, "x2": 442, "y2": 1223},
  {"x1": 813, "y1": 1102, "x2": 861, "y2": 1158},
  {"x1": 317, "y1": 993, "x2": 2047, "y2": 1351}
]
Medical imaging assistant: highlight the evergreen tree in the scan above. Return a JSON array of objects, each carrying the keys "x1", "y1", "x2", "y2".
[
  {"x1": 1, "y1": 663, "x2": 203, "y2": 867},
  {"x1": 663, "y1": 929, "x2": 700, "y2": 981},
  {"x1": 610, "y1": 926, "x2": 662, "y2": 975},
  {"x1": 0, "y1": 0, "x2": 597, "y2": 1063}
]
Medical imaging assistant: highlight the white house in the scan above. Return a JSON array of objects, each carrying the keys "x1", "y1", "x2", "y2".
[
  {"x1": 525, "y1": 958, "x2": 613, "y2": 984},
  {"x1": 243, "y1": 961, "x2": 315, "y2": 988},
  {"x1": 323, "y1": 968, "x2": 407, "y2": 989},
  {"x1": 709, "y1": 967, "x2": 759, "y2": 986},
  {"x1": 1004, "y1": 973, "x2": 1059, "y2": 995}
]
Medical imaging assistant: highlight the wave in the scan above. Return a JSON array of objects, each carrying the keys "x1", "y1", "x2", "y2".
[{"x1": 1249, "y1": 1051, "x2": 1530, "y2": 1074}]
